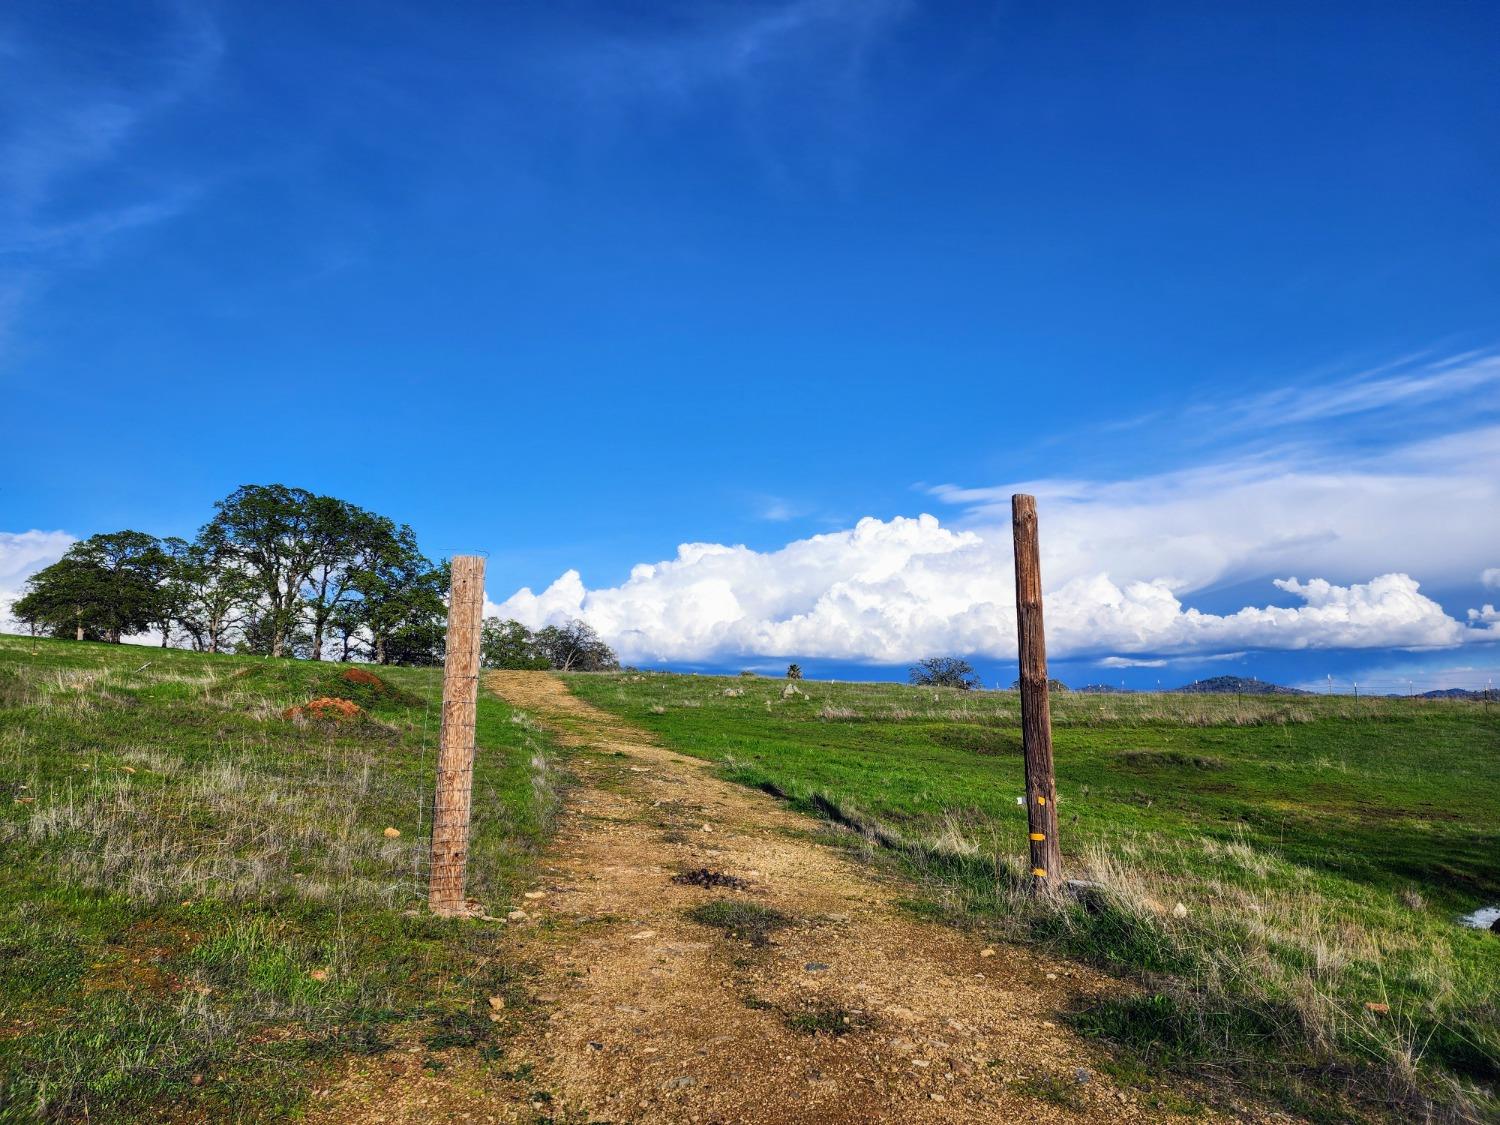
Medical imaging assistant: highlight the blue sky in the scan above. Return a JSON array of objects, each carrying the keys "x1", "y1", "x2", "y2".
[{"x1": 2, "y1": 0, "x2": 1498, "y2": 689}]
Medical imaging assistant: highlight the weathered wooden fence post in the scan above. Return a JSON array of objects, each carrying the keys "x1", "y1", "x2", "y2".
[
  {"x1": 428, "y1": 554, "x2": 486, "y2": 917},
  {"x1": 1012, "y1": 494, "x2": 1062, "y2": 892}
]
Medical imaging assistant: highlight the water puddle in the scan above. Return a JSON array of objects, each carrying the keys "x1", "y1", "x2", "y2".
[{"x1": 1459, "y1": 905, "x2": 1499, "y2": 930}]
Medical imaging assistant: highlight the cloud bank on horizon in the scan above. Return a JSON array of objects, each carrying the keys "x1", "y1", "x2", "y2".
[
  {"x1": 494, "y1": 518, "x2": 1496, "y2": 666},
  {"x1": 492, "y1": 357, "x2": 1500, "y2": 666}
]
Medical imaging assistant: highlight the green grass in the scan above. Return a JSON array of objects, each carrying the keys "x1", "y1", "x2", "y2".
[
  {"x1": 684, "y1": 898, "x2": 794, "y2": 947},
  {"x1": 782, "y1": 1002, "x2": 870, "y2": 1037},
  {"x1": 1008, "y1": 1070, "x2": 1087, "y2": 1110},
  {"x1": 0, "y1": 635, "x2": 562, "y2": 1123},
  {"x1": 568, "y1": 671, "x2": 1500, "y2": 1122}
]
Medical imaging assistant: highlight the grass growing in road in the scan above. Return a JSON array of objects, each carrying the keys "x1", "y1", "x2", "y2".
[
  {"x1": 0, "y1": 635, "x2": 562, "y2": 1123},
  {"x1": 569, "y1": 671, "x2": 1500, "y2": 1122},
  {"x1": 685, "y1": 899, "x2": 794, "y2": 947}
]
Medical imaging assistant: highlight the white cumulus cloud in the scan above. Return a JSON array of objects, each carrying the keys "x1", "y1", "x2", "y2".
[
  {"x1": 0, "y1": 530, "x2": 76, "y2": 632},
  {"x1": 493, "y1": 416, "x2": 1500, "y2": 665},
  {"x1": 493, "y1": 513, "x2": 1485, "y2": 664}
]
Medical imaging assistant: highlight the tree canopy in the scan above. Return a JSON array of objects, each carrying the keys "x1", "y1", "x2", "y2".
[
  {"x1": 13, "y1": 531, "x2": 169, "y2": 643},
  {"x1": 909, "y1": 656, "x2": 982, "y2": 691},
  {"x1": 480, "y1": 617, "x2": 617, "y2": 672},
  {"x1": 13, "y1": 484, "x2": 450, "y2": 666},
  {"x1": 11, "y1": 484, "x2": 632, "y2": 675}
]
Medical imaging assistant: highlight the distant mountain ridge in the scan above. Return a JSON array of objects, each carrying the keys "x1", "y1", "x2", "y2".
[
  {"x1": 1410, "y1": 687, "x2": 1494, "y2": 701},
  {"x1": 1173, "y1": 675, "x2": 1312, "y2": 696}
]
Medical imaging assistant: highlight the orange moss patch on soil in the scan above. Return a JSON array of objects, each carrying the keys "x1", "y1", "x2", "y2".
[{"x1": 284, "y1": 697, "x2": 364, "y2": 722}]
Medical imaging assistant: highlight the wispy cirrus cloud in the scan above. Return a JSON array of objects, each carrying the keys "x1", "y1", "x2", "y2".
[
  {"x1": 0, "y1": 3, "x2": 221, "y2": 350},
  {"x1": 1229, "y1": 350, "x2": 1500, "y2": 428},
  {"x1": 558, "y1": 0, "x2": 911, "y2": 99},
  {"x1": 539, "y1": 0, "x2": 914, "y2": 187}
]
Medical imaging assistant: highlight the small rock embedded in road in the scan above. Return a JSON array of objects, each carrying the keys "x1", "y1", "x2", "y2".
[{"x1": 804, "y1": 962, "x2": 830, "y2": 972}]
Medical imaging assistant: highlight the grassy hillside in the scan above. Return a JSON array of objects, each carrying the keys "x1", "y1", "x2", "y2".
[
  {"x1": 0, "y1": 636, "x2": 559, "y2": 1123},
  {"x1": 569, "y1": 672, "x2": 1500, "y2": 1122}
]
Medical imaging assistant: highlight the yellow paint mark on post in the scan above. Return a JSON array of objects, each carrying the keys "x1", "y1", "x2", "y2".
[
  {"x1": 1029, "y1": 832, "x2": 1046, "y2": 841},
  {"x1": 1031, "y1": 867, "x2": 1048, "y2": 878},
  {"x1": 1037, "y1": 795, "x2": 1047, "y2": 805}
]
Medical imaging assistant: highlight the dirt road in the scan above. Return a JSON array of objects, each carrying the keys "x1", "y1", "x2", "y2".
[{"x1": 317, "y1": 672, "x2": 1271, "y2": 1124}]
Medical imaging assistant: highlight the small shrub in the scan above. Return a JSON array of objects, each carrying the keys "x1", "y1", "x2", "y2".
[{"x1": 911, "y1": 657, "x2": 981, "y2": 691}]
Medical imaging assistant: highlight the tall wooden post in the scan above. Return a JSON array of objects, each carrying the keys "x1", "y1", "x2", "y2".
[
  {"x1": 1012, "y1": 494, "x2": 1062, "y2": 892},
  {"x1": 429, "y1": 555, "x2": 486, "y2": 917}
]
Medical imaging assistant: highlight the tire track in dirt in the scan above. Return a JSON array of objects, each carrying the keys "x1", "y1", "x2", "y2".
[{"x1": 316, "y1": 672, "x2": 1288, "y2": 1124}]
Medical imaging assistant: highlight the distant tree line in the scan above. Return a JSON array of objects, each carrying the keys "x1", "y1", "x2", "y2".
[
  {"x1": 12, "y1": 484, "x2": 449, "y2": 665},
  {"x1": 480, "y1": 617, "x2": 618, "y2": 672}
]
